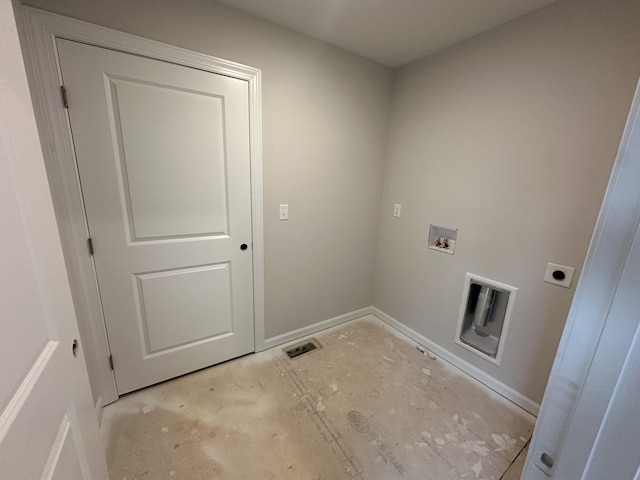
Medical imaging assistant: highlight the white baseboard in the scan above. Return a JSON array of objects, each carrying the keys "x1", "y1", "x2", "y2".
[
  {"x1": 371, "y1": 307, "x2": 540, "y2": 417},
  {"x1": 260, "y1": 306, "x2": 373, "y2": 351},
  {"x1": 95, "y1": 395, "x2": 104, "y2": 425}
]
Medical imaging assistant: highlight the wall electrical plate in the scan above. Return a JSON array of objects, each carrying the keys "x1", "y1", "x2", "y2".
[
  {"x1": 279, "y1": 204, "x2": 289, "y2": 220},
  {"x1": 544, "y1": 263, "x2": 575, "y2": 288},
  {"x1": 393, "y1": 204, "x2": 402, "y2": 217}
]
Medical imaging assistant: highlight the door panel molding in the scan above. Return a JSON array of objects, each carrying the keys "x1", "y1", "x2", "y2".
[
  {"x1": 20, "y1": 6, "x2": 265, "y2": 407},
  {"x1": 134, "y1": 263, "x2": 234, "y2": 356}
]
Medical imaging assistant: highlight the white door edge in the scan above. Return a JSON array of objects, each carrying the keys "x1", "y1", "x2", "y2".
[{"x1": 20, "y1": 6, "x2": 266, "y2": 405}]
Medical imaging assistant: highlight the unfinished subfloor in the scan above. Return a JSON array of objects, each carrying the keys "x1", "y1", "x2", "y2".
[{"x1": 101, "y1": 315, "x2": 534, "y2": 479}]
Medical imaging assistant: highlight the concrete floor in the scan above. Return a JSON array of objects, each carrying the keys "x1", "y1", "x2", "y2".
[
  {"x1": 101, "y1": 315, "x2": 533, "y2": 479},
  {"x1": 501, "y1": 444, "x2": 529, "y2": 480}
]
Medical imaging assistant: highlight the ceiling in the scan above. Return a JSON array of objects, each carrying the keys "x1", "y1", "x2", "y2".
[{"x1": 217, "y1": 0, "x2": 559, "y2": 67}]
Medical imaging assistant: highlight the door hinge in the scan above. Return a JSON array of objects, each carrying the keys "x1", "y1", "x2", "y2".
[
  {"x1": 108, "y1": 354, "x2": 114, "y2": 370},
  {"x1": 87, "y1": 237, "x2": 94, "y2": 256},
  {"x1": 60, "y1": 85, "x2": 69, "y2": 109}
]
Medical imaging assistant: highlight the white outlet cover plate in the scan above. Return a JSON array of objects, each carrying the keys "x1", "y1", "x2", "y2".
[
  {"x1": 279, "y1": 204, "x2": 288, "y2": 220},
  {"x1": 393, "y1": 204, "x2": 401, "y2": 217},
  {"x1": 544, "y1": 263, "x2": 575, "y2": 288}
]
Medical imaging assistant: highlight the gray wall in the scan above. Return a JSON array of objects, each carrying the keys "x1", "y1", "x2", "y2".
[
  {"x1": 373, "y1": 0, "x2": 640, "y2": 403},
  {"x1": 23, "y1": 0, "x2": 394, "y2": 340}
]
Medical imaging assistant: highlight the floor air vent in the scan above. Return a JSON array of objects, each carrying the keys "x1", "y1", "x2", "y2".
[{"x1": 284, "y1": 339, "x2": 320, "y2": 359}]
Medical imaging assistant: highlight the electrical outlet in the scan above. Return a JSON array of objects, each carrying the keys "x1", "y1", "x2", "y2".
[
  {"x1": 393, "y1": 204, "x2": 402, "y2": 217},
  {"x1": 544, "y1": 263, "x2": 575, "y2": 288},
  {"x1": 279, "y1": 204, "x2": 289, "y2": 221}
]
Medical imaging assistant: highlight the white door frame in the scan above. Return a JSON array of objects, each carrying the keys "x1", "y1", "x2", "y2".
[{"x1": 20, "y1": 7, "x2": 265, "y2": 407}]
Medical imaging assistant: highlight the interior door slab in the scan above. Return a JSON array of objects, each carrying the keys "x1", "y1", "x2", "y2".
[{"x1": 56, "y1": 38, "x2": 255, "y2": 394}]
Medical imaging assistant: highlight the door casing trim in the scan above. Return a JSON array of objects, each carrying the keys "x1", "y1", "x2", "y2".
[{"x1": 20, "y1": 7, "x2": 265, "y2": 406}]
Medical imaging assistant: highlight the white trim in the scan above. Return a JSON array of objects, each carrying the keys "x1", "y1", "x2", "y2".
[
  {"x1": 21, "y1": 7, "x2": 264, "y2": 404},
  {"x1": 249, "y1": 73, "x2": 266, "y2": 353},
  {"x1": 40, "y1": 413, "x2": 72, "y2": 480},
  {"x1": 262, "y1": 307, "x2": 373, "y2": 350},
  {"x1": 454, "y1": 273, "x2": 518, "y2": 366},
  {"x1": 371, "y1": 307, "x2": 540, "y2": 416},
  {"x1": 0, "y1": 341, "x2": 58, "y2": 442},
  {"x1": 94, "y1": 395, "x2": 104, "y2": 426}
]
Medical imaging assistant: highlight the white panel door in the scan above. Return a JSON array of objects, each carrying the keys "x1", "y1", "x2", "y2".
[
  {"x1": 56, "y1": 39, "x2": 255, "y2": 394},
  {"x1": 0, "y1": 1, "x2": 108, "y2": 476}
]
